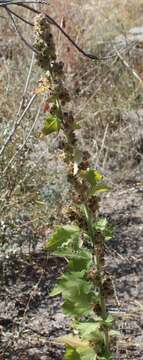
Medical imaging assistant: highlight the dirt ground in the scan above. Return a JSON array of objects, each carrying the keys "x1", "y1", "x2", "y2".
[
  {"x1": 102, "y1": 173, "x2": 143, "y2": 359},
  {"x1": 0, "y1": 170, "x2": 143, "y2": 360}
]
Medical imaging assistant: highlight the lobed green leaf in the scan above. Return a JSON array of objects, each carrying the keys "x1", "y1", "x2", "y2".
[
  {"x1": 89, "y1": 183, "x2": 110, "y2": 196},
  {"x1": 50, "y1": 271, "x2": 95, "y2": 317},
  {"x1": 64, "y1": 346, "x2": 81, "y2": 360},
  {"x1": 77, "y1": 347, "x2": 97, "y2": 360},
  {"x1": 85, "y1": 169, "x2": 103, "y2": 186},
  {"x1": 75, "y1": 321, "x2": 101, "y2": 340},
  {"x1": 45, "y1": 224, "x2": 80, "y2": 251},
  {"x1": 94, "y1": 218, "x2": 112, "y2": 241},
  {"x1": 42, "y1": 114, "x2": 61, "y2": 135}
]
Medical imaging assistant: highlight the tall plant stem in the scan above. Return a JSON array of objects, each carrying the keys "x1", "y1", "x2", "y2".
[
  {"x1": 88, "y1": 210, "x2": 110, "y2": 353},
  {"x1": 95, "y1": 245, "x2": 109, "y2": 353}
]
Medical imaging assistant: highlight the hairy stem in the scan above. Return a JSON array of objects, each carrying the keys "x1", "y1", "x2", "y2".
[{"x1": 95, "y1": 246, "x2": 109, "y2": 352}]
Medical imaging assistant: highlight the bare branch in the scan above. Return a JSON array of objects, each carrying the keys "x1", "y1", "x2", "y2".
[
  {"x1": 0, "y1": 1, "x2": 45, "y2": 6},
  {"x1": 5, "y1": 6, "x2": 38, "y2": 53},
  {"x1": 17, "y1": 51, "x2": 35, "y2": 116},
  {"x1": 6, "y1": 6, "x2": 33, "y2": 26}
]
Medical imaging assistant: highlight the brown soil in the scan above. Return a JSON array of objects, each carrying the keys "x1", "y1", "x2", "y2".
[{"x1": 102, "y1": 177, "x2": 143, "y2": 359}]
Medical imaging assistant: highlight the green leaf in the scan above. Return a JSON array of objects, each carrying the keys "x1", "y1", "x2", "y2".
[
  {"x1": 73, "y1": 122, "x2": 81, "y2": 130},
  {"x1": 55, "y1": 336, "x2": 97, "y2": 359},
  {"x1": 64, "y1": 346, "x2": 80, "y2": 360},
  {"x1": 51, "y1": 271, "x2": 95, "y2": 317},
  {"x1": 99, "y1": 354, "x2": 113, "y2": 360},
  {"x1": 85, "y1": 169, "x2": 103, "y2": 186},
  {"x1": 75, "y1": 321, "x2": 101, "y2": 340},
  {"x1": 104, "y1": 227, "x2": 113, "y2": 241},
  {"x1": 77, "y1": 347, "x2": 97, "y2": 360},
  {"x1": 52, "y1": 249, "x2": 74, "y2": 259},
  {"x1": 50, "y1": 271, "x2": 89, "y2": 296},
  {"x1": 53, "y1": 248, "x2": 92, "y2": 267},
  {"x1": 94, "y1": 218, "x2": 112, "y2": 241},
  {"x1": 63, "y1": 295, "x2": 93, "y2": 318},
  {"x1": 81, "y1": 169, "x2": 110, "y2": 195},
  {"x1": 56, "y1": 334, "x2": 89, "y2": 348},
  {"x1": 68, "y1": 250, "x2": 92, "y2": 271},
  {"x1": 50, "y1": 285, "x2": 62, "y2": 297},
  {"x1": 42, "y1": 114, "x2": 61, "y2": 135},
  {"x1": 109, "y1": 330, "x2": 120, "y2": 337},
  {"x1": 103, "y1": 314, "x2": 114, "y2": 328},
  {"x1": 80, "y1": 204, "x2": 90, "y2": 224},
  {"x1": 89, "y1": 183, "x2": 110, "y2": 195},
  {"x1": 53, "y1": 249, "x2": 92, "y2": 272},
  {"x1": 94, "y1": 218, "x2": 108, "y2": 231},
  {"x1": 45, "y1": 224, "x2": 80, "y2": 251}
]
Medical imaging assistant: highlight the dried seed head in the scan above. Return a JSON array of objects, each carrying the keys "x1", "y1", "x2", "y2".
[
  {"x1": 87, "y1": 267, "x2": 97, "y2": 281},
  {"x1": 78, "y1": 159, "x2": 89, "y2": 171},
  {"x1": 87, "y1": 196, "x2": 100, "y2": 213},
  {"x1": 82, "y1": 151, "x2": 90, "y2": 161},
  {"x1": 51, "y1": 61, "x2": 64, "y2": 78},
  {"x1": 103, "y1": 277, "x2": 113, "y2": 296},
  {"x1": 63, "y1": 111, "x2": 74, "y2": 125},
  {"x1": 49, "y1": 104, "x2": 58, "y2": 114},
  {"x1": 34, "y1": 14, "x2": 56, "y2": 68},
  {"x1": 53, "y1": 80, "x2": 70, "y2": 104}
]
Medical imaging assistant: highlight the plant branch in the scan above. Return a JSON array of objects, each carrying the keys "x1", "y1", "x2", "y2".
[
  {"x1": 5, "y1": 6, "x2": 38, "y2": 53},
  {"x1": 17, "y1": 51, "x2": 35, "y2": 117},
  {"x1": 6, "y1": 6, "x2": 33, "y2": 26}
]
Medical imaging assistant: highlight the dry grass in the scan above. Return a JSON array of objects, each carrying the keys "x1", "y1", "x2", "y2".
[{"x1": 51, "y1": 0, "x2": 143, "y2": 176}]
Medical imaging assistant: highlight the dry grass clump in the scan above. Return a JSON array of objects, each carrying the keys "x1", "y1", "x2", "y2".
[
  {"x1": 71, "y1": 57, "x2": 143, "y2": 176},
  {"x1": 49, "y1": 0, "x2": 143, "y2": 177},
  {"x1": 74, "y1": 0, "x2": 143, "y2": 46}
]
